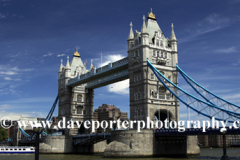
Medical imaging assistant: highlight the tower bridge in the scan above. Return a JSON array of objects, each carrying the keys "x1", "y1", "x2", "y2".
[
  {"x1": 16, "y1": 9, "x2": 240, "y2": 157},
  {"x1": 58, "y1": 9, "x2": 179, "y2": 137}
]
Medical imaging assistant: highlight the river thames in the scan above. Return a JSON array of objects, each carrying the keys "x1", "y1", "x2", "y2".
[{"x1": 0, "y1": 148, "x2": 240, "y2": 160}]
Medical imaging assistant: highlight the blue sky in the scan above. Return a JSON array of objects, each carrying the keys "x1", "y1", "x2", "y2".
[{"x1": 0, "y1": 0, "x2": 240, "y2": 122}]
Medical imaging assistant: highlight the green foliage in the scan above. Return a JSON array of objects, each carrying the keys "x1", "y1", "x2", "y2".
[
  {"x1": 105, "y1": 128, "x2": 111, "y2": 133},
  {"x1": 0, "y1": 126, "x2": 8, "y2": 142}
]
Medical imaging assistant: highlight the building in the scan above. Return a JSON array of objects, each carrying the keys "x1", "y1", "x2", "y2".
[
  {"x1": 58, "y1": 49, "x2": 95, "y2": 135},
  {"x1": 94, "y1": 104, "x2": 128, "y2": 132},
  {"x1": 127, "y1": 8, "x2": 179, "y2": 127}
]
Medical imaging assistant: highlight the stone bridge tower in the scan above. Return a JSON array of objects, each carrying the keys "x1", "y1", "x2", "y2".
[
  {"x1": 58, "y1": 49, "x2": 94, "y2": 135},
  {"x1": 127, "y1": 9, "x2": 179, "y2": 126}
]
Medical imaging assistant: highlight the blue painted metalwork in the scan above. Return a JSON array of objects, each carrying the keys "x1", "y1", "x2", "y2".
[
  {"x1": 177, "y1": 67, "x2": 240, "y2": 119},
  {"x1": 176, "y1": 65, "x2": 240, "y2": 110},
  {"x1": 19, "y1": 96, "x2": 58, "y2": 138},
  {"x1": 147, "y1": 59, "x2": 240, "y2": 122},
  {"x1": 46, "y1": 96, "x2": 59, "y2": 121}
]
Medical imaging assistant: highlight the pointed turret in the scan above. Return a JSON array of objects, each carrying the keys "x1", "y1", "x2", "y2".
[
  {"x1": 90, "y1": 59, "x2": 94, "y2": 70},
  {"x1": 127, "y1": 22, "x2": 134, "y2": 49},
  {"x1": 127, "y1": 22, "x2": 134, "y2": 40},
  {"x1": 141, "y1": 15, "x2": 148, "y2": 34},
  {"x1": 170, "y1": 23, "x2": 177, "y2": 41},
  {"x1": 59, "y1": 59, "x2": 63, "y2": 72},
  {"x1": 66, "y1": 56, "x2": 70, "y2": 69}
]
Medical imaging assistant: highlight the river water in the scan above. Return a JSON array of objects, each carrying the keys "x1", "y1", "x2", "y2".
[{"x1": 0, "y1": 148, "x2": 240, "y2": 160}]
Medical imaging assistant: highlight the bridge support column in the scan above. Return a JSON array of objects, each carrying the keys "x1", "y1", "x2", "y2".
[
  {"x1": 204, "y1": 135, "x2": 209, "y2": 147},
  {"x1": 13, "y1": 123, "x2": 20, "y2": 146},
  {"x1": 105, "y1": 130, "x2": 200, "y2": 157},
  {"x1": 186, "y1": 136, "x2": 200, "y2": 155}
]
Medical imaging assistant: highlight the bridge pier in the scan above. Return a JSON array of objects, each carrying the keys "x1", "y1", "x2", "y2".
[
  {"x1": 39, "y1": 135, "x2": 74, "y2": 153},
  {"x1": 104, "y1": 130, "x2": 200, "y2": 157},
  {"x1": 76, "y1": 140, "x2": 108, "y2": 153}
]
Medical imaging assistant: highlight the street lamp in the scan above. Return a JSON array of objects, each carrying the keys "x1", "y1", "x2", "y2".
[
  {"x1": 220, "y1": 128, "x2": 230, "y2": 160},
  {"x1": 33, "y1": 127, "x2": 42, "y2": 160}
]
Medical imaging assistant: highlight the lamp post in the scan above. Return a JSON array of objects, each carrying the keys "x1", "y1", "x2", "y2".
[
  {"x1": 33, "y1": 127, "x2": 42, "y2": 160},
  {"x1": 220, "y1": 128, "x2": 230, "y2": 160}
]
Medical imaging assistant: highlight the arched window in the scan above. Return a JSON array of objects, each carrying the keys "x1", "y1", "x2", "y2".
[
  {"x1": 156, "y1": 40, "x2": 160, "y2": 46},
  {"x1": 159, "y1": 87, "x2": 166, "y2": 99},
  {"x1": 138, "y1": 93, "x2": 141, "y2": 100},
  {"x1": 153, "y1": 50, "x2": 156, "y2": 57},
  {"x1": 135, "y1": 40, "x2": 138, "y2": 45},
  {"x1": 77, "y1": 105, "x2": 83, "y2": 114},
  {"x1": 139, "y1": 37, "x2": 141, "y2": 43},
  {"x1": 77, "y1": 94, "x2": 83, "y2": 102},
  {"x1": 151, "y1": 73, "x2": 155, "y2": 80},
  {"x1": 135, "y1": 50, "x2": 139, "y2": 56},
  {"x1": 160, "y1": 40, "x2": 163, "y2": 47}
]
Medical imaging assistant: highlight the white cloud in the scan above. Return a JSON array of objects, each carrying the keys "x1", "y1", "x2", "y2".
[
  {"x1": 100, "y1": 54, "x2": 125, "y2": 67},
  {"x1": 215, "y1": 46, "x2": 237, "y2": 53},
  {"x1": 4, "y1": 77, "x2": 12, "y2": 80},
  {"x1": 0, "y1": 13, "x2": 6, "y2": 19},
  {"x1": 3, "y1": 77, "x2": 22, "y2": 81},
  {"x1": 0, "y1": 112, "x2": 31, "y2": 121},
  {"x1": 43, "y1": 52, "x2": 53, "y2": 57},
  {"x1": 108, "y1": 79, "x2": 129, "y2": 95},
  {"x1": 196, "y1": 14, "x2": 230, "y2": 35},
  {"x1": 179, "y1": 14, "x2": 240, "y2": 43},
  {"x1": 0, "y1": 65, "x2": 34, "y2": 76},
  {"x1": 0, "y1": 71, "x2": 17, "y2": 75},
  {"x1": 222, "y1": 94, "x2": 240, "y2": 100},
  {"x1": 0, "y1": 104, "x2": 34, "y2": 121},
  {"x1": 57, "y1": 54, "x2": 65, "y2": 57}
]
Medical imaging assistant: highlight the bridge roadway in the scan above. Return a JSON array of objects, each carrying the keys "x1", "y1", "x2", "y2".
[
  {"x1": 67, "y1": 57, "x2": 129, "y2": 88},
  {"x1": 72, "y1": 127, "x2": 240, "y2": 146}
]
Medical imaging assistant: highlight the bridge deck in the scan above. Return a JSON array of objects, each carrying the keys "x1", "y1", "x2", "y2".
[{"x1": 67, "y1": 57, "x2": 129, "y2": 88}]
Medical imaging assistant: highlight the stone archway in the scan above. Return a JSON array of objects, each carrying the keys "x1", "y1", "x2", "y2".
[{"x1": 154, "y1": 109, "x2": 174, "y2": 128}]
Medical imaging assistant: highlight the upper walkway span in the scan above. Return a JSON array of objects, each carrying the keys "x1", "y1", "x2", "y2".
[{"x1": 67, "y1": 57, "x2": 129, "y2": 88}]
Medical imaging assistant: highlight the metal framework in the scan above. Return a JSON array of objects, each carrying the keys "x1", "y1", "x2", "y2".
[
  {"x1": 147, "y1": 59, "x2": 240, "y2": 123},
  {"x1": 19, "y1": 96, "x2": 58, "y2": 139}
]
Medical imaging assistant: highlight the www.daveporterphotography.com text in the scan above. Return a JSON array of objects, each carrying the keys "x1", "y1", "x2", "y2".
[{"x1": 14, "y1": 117, "x2": 240, "y2": 133}]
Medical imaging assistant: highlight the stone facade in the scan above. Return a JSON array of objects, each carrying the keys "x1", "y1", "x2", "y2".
[
  {"x1": 104, "y1": 130, "x2": 200, "y2": 157},
  {"x1": 39, "y1": 135, "x2": 73, "y2": 153},
  {"x1": 127, "y1": 10, "x2": 179, "y2": 127},
  {"x1": 58, "y1": 50, "x2": 94, "y2": 135}
]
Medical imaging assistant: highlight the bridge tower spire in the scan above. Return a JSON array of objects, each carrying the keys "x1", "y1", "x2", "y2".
[
  {"x1": 170, "y1": 23, "x2": 178, "y2": 59},
  {"x1": 58, "y1": 49, "x2": 94, "y2": 135},
  {"x1": 128, "y1": 9, "x2": 179, "y2": 128},
  {"x1": 127, "y1": 22, "x2": 134, "y2": 49}
]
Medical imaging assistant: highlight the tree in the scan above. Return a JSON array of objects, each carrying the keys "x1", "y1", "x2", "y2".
[{"x1": 0, "y1": 126, "x2": 8, "y2": 142}]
